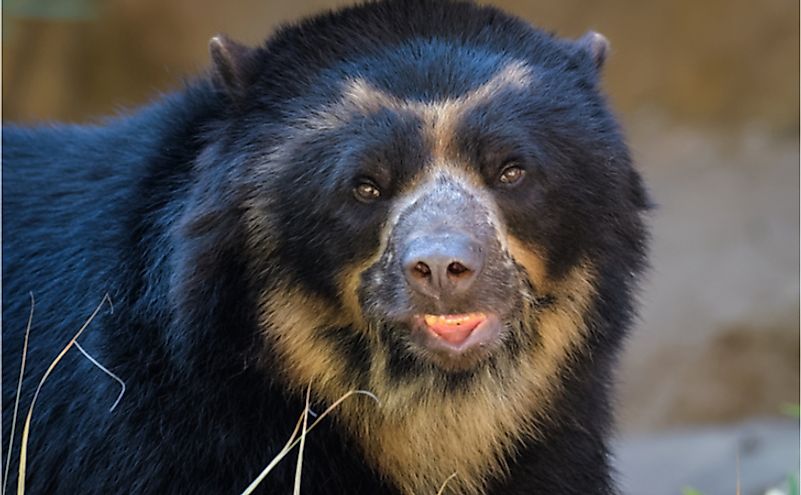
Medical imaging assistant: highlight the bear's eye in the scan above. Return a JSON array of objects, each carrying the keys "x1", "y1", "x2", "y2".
[
  {"x1": 354, "y1": 179, "x2": 381, "y2": 202},
  {"x1": 498, "y1": 163, "x2": 526, "y2": 186}
]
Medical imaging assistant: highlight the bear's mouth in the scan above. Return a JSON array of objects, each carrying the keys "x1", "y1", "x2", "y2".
[
  {"x1": 410, "y1": 312, "x2": 503, "y2": 365},
  {"x1": 423, "y1": 312, "x2": 488, "y2": 345}
]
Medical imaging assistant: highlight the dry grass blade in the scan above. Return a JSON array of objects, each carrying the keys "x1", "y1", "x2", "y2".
[
  {"x1": 2, "y1": 293, "x2": 34, "y2": 495},
  {"x1": 240, "y1": 408, "x2": 306, "y2": 495},
  {"x1": 283, "y1": 390, "x2": 379, "y2": 455},
  {"x1": 16, "y1": 293, "x2": 112, "y2": 495},
  {"x1": 293, "y1": 385, "x2": 312, "y2": 495},
  {"x1": 73, "y1": 342, "x2": 126, "y2": 412},
  {"x1": 241, "y1": 389, "x2": 380, "y2": 495},
  {"x1": 435, "y1": 472, "x2": 458, "y2": 495},
  {"x1": 736, "y1": 449, "x2": 741, "y2": 495}
]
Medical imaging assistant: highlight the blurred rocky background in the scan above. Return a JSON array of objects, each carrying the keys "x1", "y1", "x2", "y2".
[{"x1": 3, "y1": 0, "x2": 799, "y2": 493}]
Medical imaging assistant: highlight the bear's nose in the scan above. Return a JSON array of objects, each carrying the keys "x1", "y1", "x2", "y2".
[{"x1": 402, "y1": 233, "x2": 484, "y2": 299}]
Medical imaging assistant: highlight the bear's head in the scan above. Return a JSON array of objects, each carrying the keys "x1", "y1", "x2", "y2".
[{"x1": 174, "y1": 3, "x2": 649, "y2": 492}]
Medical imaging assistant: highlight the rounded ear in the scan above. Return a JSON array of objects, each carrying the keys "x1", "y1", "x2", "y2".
[
  {"x1": 209, "y1": 34, "x2": 256, "y2": 99},
  {"x1": 576, "y1": 31, "x2": 610, "y2": 70}
]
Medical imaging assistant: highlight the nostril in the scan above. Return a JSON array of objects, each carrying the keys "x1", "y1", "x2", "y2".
[
  {"x1": 413, "y1": 261, "x2": 431, "y2": 278},
  {"x1": 403, "y1": 233, "x2": 485, "y2": 296},
  {"x1": 447, "y1": 261, "x2": 470, "y2": 277}
]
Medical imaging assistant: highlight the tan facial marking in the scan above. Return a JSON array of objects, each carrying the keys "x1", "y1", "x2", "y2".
[
  {"x1": 337, "y1": 60, "x2": 535, "y2": 163},
  {"x1": 336, "y1": 258, "x2": 380, "y2": 332},
  {"x1": 256, "y1": 285, "x2": 353, "y2": 396},
  {"x1": 352, "y1": 261, "x2": 597, "y2": 495},
  {"x1": 507, "y1": 235, "x2": 550, "y2": 290},
  {"x1": 253, "y1": 59, "x2": 600, "y2": 495},
  {"x1": 259, "y1": 258, "x2": 597, "y2": 495}
]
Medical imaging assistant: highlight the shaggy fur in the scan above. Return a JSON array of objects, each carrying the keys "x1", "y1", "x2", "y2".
[{"x1": 2, "y1": 1, "x2": 649, "y2": 493}]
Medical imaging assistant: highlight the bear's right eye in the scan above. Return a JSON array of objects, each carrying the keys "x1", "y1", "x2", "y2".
[
  {"x1": 354, "y1": 179, "x2": 381, "y2": 203},
  {"x1": 497, "y1": 162, "x2": 526, "y2": 186}
]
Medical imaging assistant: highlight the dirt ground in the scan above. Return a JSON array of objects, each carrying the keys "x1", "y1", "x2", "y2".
[{"x1": 617, "y1": 418, "x2": 799, "y2": 495}]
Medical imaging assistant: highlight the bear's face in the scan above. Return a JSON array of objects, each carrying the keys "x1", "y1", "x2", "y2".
[
  {"x1": 254, "y1": 44, "x2": 631, "y2": 380},
  {"x1": 193, "y1": 21, "x2": 647, "y2": 495},
  {"x1": 356, "y1": 163, "x2": 528, "y2": 374}
]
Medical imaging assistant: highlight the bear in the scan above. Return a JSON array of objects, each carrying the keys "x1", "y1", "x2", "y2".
[{"x1": 2, "y1": 1, "x2": 649, "y2": 493}]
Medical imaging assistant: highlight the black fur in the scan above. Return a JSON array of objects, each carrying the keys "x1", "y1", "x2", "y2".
[{"x1": 2, "y1": 1, "x2": 648, "y2": 493}]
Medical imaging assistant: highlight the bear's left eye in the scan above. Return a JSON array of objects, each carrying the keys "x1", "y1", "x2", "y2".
[
  {"x1": 498, "y1": 163, "x2": 526, "y2": 186},
  {"x1": 354, "y1": 179, "x2": 381, "y2": 202}
]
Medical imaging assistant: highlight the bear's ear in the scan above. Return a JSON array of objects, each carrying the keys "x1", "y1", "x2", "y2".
[
  {"x1": 209, "y1": 34, "x2": 255, "y2": 98},
  {"x1": 576, "y1": 31, "x2": 610, "y2": 70}
]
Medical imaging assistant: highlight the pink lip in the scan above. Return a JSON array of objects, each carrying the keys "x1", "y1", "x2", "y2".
[
  {"x1": 414, "y1": 312, "x2": 502, "y2": 354},
  {"x1": 422, "y1": 312, "x2": 487, "y2": 345}
]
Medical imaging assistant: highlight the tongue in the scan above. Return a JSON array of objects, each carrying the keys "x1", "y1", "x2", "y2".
[{"x1": 423, "y1": 313, "x2": 486, "y2": 345}]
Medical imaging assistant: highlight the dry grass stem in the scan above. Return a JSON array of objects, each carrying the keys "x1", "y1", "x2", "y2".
[
  {"x1": 73, "y1": 342, "x2": 126, "y2": 412},
  {"x1": 736, "y1": 450, "x2": 741, "y2": 495},
  {"x1": 240, "y1": 409, "x2": 305, "y2": 495},
  {"x1": 16, "y1": 293, "x2": 112, "y2": 495},
  {"x1": 435, "y1": 472, "x2": 459, "y2": 495},
  {"x1": 2, "y1": 293, "x2": 34, "y2": 495},
  {"x1": 241, "y1": 390, "x2": 379, "y2": 495},
  {"x1": 292, "y1": 385, "x2": 312, "y2": 495}
]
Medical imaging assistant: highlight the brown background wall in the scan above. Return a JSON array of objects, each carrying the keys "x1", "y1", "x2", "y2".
[
  {"x1": 4, "y1": 0, "x2": 799, "y2": 132},
  {"x1": 3, "y1": 0, "x2": 799, "y2": 434}
]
